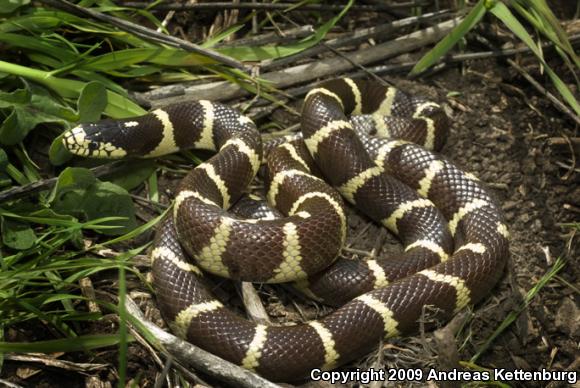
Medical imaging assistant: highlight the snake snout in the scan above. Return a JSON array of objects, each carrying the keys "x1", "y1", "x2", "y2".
[{"x1": 62, "y1": 123, "x2": 128, "y2": 158}]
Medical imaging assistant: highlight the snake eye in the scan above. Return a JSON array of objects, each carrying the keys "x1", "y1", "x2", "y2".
[{"x1": 88, "y1": 141, "x2": 99, "y2": 151}]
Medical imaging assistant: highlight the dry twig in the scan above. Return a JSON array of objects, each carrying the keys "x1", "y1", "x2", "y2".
[{"x1": 240, "y1": 282, "x2": 271, "y2": 324}]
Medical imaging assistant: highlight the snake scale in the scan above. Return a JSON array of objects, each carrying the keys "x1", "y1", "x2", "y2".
[{"x1": 63, "y1": 78, "x2": 509, "y2": 382}]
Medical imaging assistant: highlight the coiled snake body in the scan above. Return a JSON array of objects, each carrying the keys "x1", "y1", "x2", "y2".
[{"x1": 63, "y1": 79, "x2": 509, "y2": 382}]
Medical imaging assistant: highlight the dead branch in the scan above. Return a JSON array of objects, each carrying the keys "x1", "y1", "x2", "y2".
[
  {"x1": 142, "y1": 17, "x2": 462, "y2": 106},
  {"x1": 121, "y1": 1, "x2": 432, "y2": 13},
  {"x1": 262, "y1": 10, "x2": 451, "y2": 71},
  {"x1": 240, "y1": 282, "x2": 272, "y2": 324},
  {"x1": 220, "y1": 25, "x2": 314, "y2": 47},
  {"x1": 0, "y1": 161, "x2": 127, "y2": 204}
]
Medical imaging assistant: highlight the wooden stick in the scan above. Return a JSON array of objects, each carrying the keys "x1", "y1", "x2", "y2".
[
  {"x1": 38, "y1": 0, "x2": 247, "y2": 71},
  {"x1": 548, "y1": 137, "x2": 580, "y2": 146},
  {"x1": 121, "y1": 1, "x2": 432, "y2": 12},
  {"x1": 261, "y1": 10, "x2": 450, "y2": 71},
  {"x1": 142, "y1": 17, "x2": 462, "y2": 106},
  {"x1": 0, "y1": 161, "x2": 127, "y2": 204},
  {"x1": 220, "y1": 25, "x2": 314, "y2": 47},
  {"x1": 240, "y1": 282, "x2": 272, "y2": 325}
]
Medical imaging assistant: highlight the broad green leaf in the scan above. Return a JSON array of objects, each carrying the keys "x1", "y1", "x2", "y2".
[
  {"x1": 490, "y1": 2, "x2": 580, "y2": 116},
  {"x1": 0, "y1": 88, "x2": 28, "y2": 108},
  {"x1": 54, "y1": 167, "x2": 96, "y2": 190},
  {"x1": 78, "y1": 81, "x2": 107, "y2": 123},
  {"x1": 0, "y1": 60, "x2": 146, "y2": 118},
  {"x1": 107, "y1": 160, "x2": 157, "y2": 191},
  {"x1": 411, "y1": 0, "x2": 487, "y2": 74},
  {"x1": 51, "y1": 168, "x2": 137, "y2": 235},
  {"x1": 0, "y1": 0, "x2": 31, "y2": 14},
  {"x1": 48, "y1": 133, "x2": 73, "y2": 166},
  {"x1": 0, "y1": 85, "x2": 77, "y2": 145},
  {"x1": 1, "y1": 217, "x2": 36, "y2": 250}
]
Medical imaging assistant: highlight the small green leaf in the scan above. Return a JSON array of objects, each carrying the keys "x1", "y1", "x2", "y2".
[
  {"x1": 0, "y1": 60, "x2": 146, "y2": 118},
  {"x1": 411, "y1": 0, "x2": 487, "y2": 75},
  {"x1": 0, "y1": 84, "x2": 77, "y2": 145},
  {"x1": 446, "y1": 91, "x2": 462, "y2": 97},
  {"x1": 1, "y1": 217, "x2": 36, "y2": 250},
  {"x1": 78, "y1": 81, "x2": 107, "y2": 123},
  {"x1": 48, "y1": 133, "x2": 73, "y2": 166},
  {"x1": 54, "y1": 167, "x2": 96, "y2": 190},
  {"x1": 483, "y1": 0, "x2": 496, "y2": 9},
  {"x1": 51, "y1": 168, "x2": 137, "y2": 235},
  {"x1": 107, "y1": 160, "x2": 157, "y2": 191}
]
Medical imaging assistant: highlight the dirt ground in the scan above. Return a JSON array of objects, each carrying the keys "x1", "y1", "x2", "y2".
[{"x1": 3, "y1": 6, "x2": 579, "y2": 388}]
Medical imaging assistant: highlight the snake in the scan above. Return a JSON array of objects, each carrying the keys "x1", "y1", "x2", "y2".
[{"x1": 62, "y1": 78, "x2": 509, "y2": 382}]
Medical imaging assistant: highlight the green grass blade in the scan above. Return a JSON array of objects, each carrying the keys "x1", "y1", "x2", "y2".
[
  {"x1": 96, "y1": 209, "x2": 167, "y2": 247},
  {"x1": 523, "y1": 0, "x2": 580, "y2": 66},
  {"x1": 78, "y1": 47, "x2": 217, "y2": 71},
  {"x1": 0, "y1": 60, "x2": 145, "y2": 117},
  {"x1": 118, "y1": 262, "x2": 128, "y2": 387},
  {"x1": 0, "y1": 32, "x2": 76, "y2": 63},
  {"x1": 0, "y1": 334, "x2": 131, "y2": 353},
  {"x1": 471, "y1": 256, "x2": 566, "y2": 362},
  {"x1": 202, "y1": 24, "x2": 244, "y2": 48},
  {"x1": 217, "y1": 0, "x2": 354, "y2": 61},
  {"x1": 490, "y1": 2, "x2": 580, "y2": 116},
  {"x1": 458, "y1": 361, "x2": 511, "y2": 387},
  {"x1": 411, "y1": 0, "x2": 487, "y2": 75}
]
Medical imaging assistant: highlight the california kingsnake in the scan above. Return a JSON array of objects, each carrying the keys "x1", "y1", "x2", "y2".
[{"x1": 63, "y1": 78, "x2": 509, "y2": 382}]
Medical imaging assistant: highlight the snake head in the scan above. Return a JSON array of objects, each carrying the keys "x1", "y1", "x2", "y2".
[
  {"x1": 63, "y1": 121, "x2": 131, "y2": 158},
  {"x1": 63, "y1": 108, "x2": 184, "y2": 159}
]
